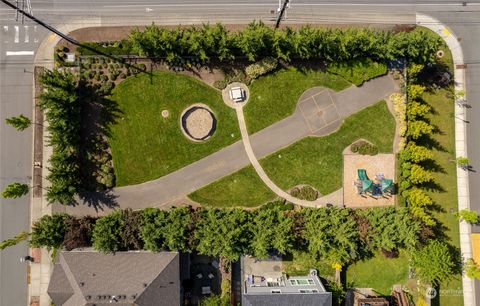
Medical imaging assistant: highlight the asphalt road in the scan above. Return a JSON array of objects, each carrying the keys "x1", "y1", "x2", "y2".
[{"x1": 1, "y1": 1, "x2": 480, "y2": 306}]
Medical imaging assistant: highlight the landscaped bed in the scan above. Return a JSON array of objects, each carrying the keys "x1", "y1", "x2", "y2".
[
  {"x1": 108, "y1": 71, "x2": 240, "y2": 186},
  {"x1": 189, "y1": 101, "x2": 395, "y2": 207}
]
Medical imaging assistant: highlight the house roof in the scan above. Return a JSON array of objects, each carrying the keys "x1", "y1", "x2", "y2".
[
  {"x1": 47, "y1": 249, "x2": 180, "y2": 306},
  {"x1": 242, "y1": 293, "x2": 332, "y2": 306}
]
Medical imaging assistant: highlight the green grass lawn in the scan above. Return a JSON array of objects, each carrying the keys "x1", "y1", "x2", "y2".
[
  {"x1": 423, "y1": 87, "x2": 462, "y2": 306},
  {"x1": 326, "y1": 58, "x2": 388, "y2": 86},
  {"x1": 284, "y1": 251, "x2": 335, "y2": 278},
  {"x1": 347, "y1": 251, "x2": 409, "y2": 295},
  {"x1": 108, "y1": 71, "x2": 240, "y2": 186},
  {"x1": 244, "y1": 68, "x2": 351, "y2": 134},
  {"x1": 189, "y1": 101, "x2": 395, "y2": 207}
]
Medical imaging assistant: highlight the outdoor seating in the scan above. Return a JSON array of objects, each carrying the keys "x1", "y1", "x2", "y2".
[
  {"x1": 358, "y1": 169, "x2": 368, "y2": 181},
  {"x1": 381, "y1": 179, "x2": 394, "y2": 194}
]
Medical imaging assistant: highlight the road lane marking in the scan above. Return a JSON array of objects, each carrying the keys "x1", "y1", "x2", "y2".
[
  {"x1": 24, "y1": 26, "x2": 29, "y2": 43},
  {"x1": 14, "y1": 25, "x2": 19, "y2": 43},
  {"x1": 6, "y1": 51, "x2": 34, "y2": 56},
  {"x1": 2, "y1": 25, "x2": 7, "y2": 32}
]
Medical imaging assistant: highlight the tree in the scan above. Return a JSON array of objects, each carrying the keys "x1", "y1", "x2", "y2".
[
  {"x1": 407, "y1": 101, "x2": 431, "y2": 119},
  {"x1": 141, "y1": 207, "x2": 192, "y2": 252},
  {"x1": 455, "y1": 209, "x2": 479, "y2": 224},
  {"x1": 30, "y1": 214, "x2": 70, "y2": 250},
  {"x1": 465, "y1": 258, "x2": 480, "y2": 279},
  {"x1": 194, "y1": 208, "x2": 251, "y2": 262},
  {"x1": 406, "y1": 188, "x2": 436, "y2": 227},
  {"x1": 92, "y1": 210, "x2": 125, "y2": 253},
  {"x1": 400, "y1": 143, "x2": 433, "y2": 163},
  {"x1": 63, "y1": 216, "x2": 95, "y2": 251},
  {"x1": 407, "y1": 120, "x2": 434, "y2": 139},
  {"x1": 412, "y1": 240, "x2": 455, "y2": 286},
  {"x1": 1, "y1": 183, "x2": 29, "y2": 199},
  {"x1": 456, "y1": 156, "x2": 470, "y2": 170},
  {"x1": 5, "y1": 114, "x2": 31, "y2": 131},
  {"x1": 250, "y1": 207, "x2": 294, "y2": 259},
  {"x1": 198, "y1": 295, "x2": 229, "y2": 306},
  {"x1": 360, "y1": 207, "x2": 420, "y2": 254},
  {"x1": 408, "y1": 63, "x2": 424, "y2": 82},
  {"x1": 302, "y1": 207, "x2": 359, "y2": 270},
  {"x1": 409, "y1": 164, "x2": 434, "y2": 185},
  {"x1": 407, "y1": 85, "x2": 426, "y2": 100},
  {"x1": 0, "y1": 231, "x2": 30, "y2": 250}
]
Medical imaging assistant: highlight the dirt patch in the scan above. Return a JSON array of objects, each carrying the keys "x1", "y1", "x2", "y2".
[{"x1": 181, "y1": 104, "x2": 217, "y2": 142}]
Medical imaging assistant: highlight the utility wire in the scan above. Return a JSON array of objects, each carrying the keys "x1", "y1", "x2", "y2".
[{"x1": 0, "y1": 0, "x2": 146, "y2": 72}]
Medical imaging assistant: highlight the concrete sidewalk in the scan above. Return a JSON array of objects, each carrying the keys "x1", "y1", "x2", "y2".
[{"x1": 65, "y1": 74, "x2": 397, "y2": 216}]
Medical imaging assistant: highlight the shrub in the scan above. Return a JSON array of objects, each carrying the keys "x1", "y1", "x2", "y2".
[
  {"x1": 245, "y1": 57, "x2": 278, "y2": 79},
  {"x1": 92, "y1": 210, "x2": 125, "y2": 253},
  {"x1": 290, "y1": 186, "x2": 319, "y2": 201},
  {"x1": 409, "y1": 164, "x2": 434, "y2": 184},
  {"x1": 350, "y1": 140, "x2": 378, "y2": 155},
  {"x1": 390, "y1": 92, "x2": 407, "y2": 138},
  {"x1": 63, "y1": 216, "x2": 95, "y2": 251}
]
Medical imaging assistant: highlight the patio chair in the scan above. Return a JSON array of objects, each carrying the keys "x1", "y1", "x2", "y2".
[
  {"x1": 358, "y1": 169, "x2": 368, "y2": 181},
  {"x1": 381, "y1": 179, "x2": 394, "y2": 194},
  {"x1": 362, "y1": 180, "x2": 373, "y2": 193}
]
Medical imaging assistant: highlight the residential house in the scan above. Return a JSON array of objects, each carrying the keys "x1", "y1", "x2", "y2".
[
  {"x1": 47, "y1": 249, "x2": 181, "y2": 306},
  {"x1": 241, "y1": 255, "x2": 332, "y2": 306}
]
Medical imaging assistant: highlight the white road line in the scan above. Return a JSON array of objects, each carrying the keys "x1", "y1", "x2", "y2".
[
  {"x1": 14, "y1": 25, "x2": 19, "y2": 43},
  {"x1": 33, "y1": 25, "x2": 38, "y2": 43},
  {"x1": 6, "y1": 51, "x2": 34, "y2": 56},
  {"x1": 2, "y1": 25, "x2": 7, "y2": 32},
  {"x1": 24, "y1": 26, "x2": 29, "y2": 43}
]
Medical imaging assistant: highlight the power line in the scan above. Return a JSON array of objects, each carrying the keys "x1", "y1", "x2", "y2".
[{"x1": 0, "y1": 0, "x2": 148, "y2": 72}]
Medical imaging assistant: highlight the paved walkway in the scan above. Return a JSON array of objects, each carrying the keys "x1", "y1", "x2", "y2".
[{"x1": 65, "y1": 74, "x2": 397, "y2": 216}]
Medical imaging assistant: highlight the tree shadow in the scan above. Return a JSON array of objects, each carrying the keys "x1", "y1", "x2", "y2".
[
  {"x1": 419, "y1": 181, "x2": 446, "y2": 193},
  {"x1": 76, "y1": 190, "x2": 119, "y2": 212},
  {"x1": 420, "y1": 159, "x2": 447, "y2": 174}
]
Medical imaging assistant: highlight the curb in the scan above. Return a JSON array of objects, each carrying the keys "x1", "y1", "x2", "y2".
[{"x1": 417, "y1": 13, "x2": 474, "y2": 306}]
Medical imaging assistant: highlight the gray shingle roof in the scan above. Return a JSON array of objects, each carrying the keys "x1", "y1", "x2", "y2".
[
  {"x1": 242, "y1": 293, "x2": 332, "y2": 306},
  {"x1": 47, "y1": 249, "x2": 180, "y2": 306}
]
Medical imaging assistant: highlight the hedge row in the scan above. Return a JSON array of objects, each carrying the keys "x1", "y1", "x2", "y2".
[
  {"x1": 399, "y1": 64, "x2": 436, "y2": 226},
  {"x1": 30, "y1": 205, "x2": 425, "y2": 266},
  {"x1": 39, "y1": 70, "x2": 82, "y2": 204},
  {"x1": 122, "y1": 22, "x2": 441, "y2": 65}
]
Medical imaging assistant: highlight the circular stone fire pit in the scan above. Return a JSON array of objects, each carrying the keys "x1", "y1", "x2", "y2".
[{"x1": 181, "y1": 104, "x2": 216, "y2": 142}]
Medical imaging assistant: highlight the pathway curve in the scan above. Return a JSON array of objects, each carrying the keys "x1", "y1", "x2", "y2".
[{"x1": 67, "y1": 74, "x2": 397, "y2": 216}]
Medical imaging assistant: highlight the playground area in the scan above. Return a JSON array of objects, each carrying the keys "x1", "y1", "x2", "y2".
[{"x1": 343, "y1": 153, "x2": 396, "y2": 208}]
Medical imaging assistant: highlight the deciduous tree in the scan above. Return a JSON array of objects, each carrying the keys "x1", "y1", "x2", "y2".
[{"x1": 5, "y1": 114, "x2": 31, "y2": 131}]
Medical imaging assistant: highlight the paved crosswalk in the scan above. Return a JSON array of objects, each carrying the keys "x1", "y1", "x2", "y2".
[{"x1": 2, "y1": 23, "x2": 41, "y2": 56}]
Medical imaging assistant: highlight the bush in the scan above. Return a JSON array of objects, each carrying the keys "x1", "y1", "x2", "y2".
[
  {"x1": 350, "y1": 140, "x2": 378, "y2": 155},
  {"x1": 63, "y1": 216, "x2": 95, "y2": 251},
  {"x1": 92, "y1": 210, "x2": 125, "y2": 253},
  {"x1": 290, "y1": 185, "x2": 319, "y2": 201},
  {"x1": 245, "y1": 57, "x2": 278, "y2": 79}
]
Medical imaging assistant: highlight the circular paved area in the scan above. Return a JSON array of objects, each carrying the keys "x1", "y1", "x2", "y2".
[{"x1": 221, "y1": 82, "x2": 249, "y2": 109}]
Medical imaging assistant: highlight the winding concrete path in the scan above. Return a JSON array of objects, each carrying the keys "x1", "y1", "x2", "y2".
[{"x1": 67, "y1": 74, "x2": 397, "y2": 216}]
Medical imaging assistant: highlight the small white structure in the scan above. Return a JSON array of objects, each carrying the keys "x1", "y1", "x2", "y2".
[
  {"x1": 229, "y1": 86, "x2": 245, "y2": 103},
  {"x1": 66, "y1": 53, "x2": 76, "y2": 63}
]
